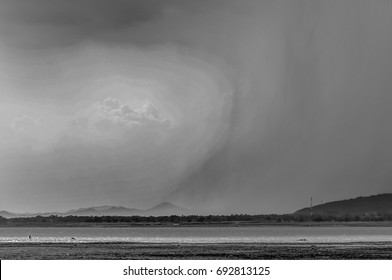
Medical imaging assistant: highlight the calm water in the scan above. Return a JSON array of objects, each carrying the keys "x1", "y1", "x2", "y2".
[{"x1": 1, "y1": 226, "x2": 392, "y2": 243}]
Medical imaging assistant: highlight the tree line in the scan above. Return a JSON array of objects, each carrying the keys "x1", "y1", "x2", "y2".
[{"x1": 1, "y1": 212, "x2": 392, "y2": 226}]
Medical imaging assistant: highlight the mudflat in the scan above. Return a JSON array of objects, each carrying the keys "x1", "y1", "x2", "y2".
[{"x1": 1, "y1": 242, "x2": 392, "y2": 259}]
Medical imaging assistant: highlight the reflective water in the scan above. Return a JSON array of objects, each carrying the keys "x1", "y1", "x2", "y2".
[{"x1": 0, "y1": 226, "x2": 391, "y2": 243}]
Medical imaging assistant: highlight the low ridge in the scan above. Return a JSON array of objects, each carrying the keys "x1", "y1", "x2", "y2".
[{"x1": 295, "y1": 193, "x2": 392, "y2": 216}]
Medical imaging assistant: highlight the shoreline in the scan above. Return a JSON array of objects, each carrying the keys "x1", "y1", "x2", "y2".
[
  {"x1": 1, "y1": 241, "x2": 392, "y2": 259},
  {"x1": 1, "y1": 221, "x2": 392, "y2": 228}
]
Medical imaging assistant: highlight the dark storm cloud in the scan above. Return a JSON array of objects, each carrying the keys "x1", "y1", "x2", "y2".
[
  {"x1": 1, "y1": 0, "x2": 392, "y2": 213},
  {"x1": 0, "y1": 0, "x2": 227, "y2": 49}
]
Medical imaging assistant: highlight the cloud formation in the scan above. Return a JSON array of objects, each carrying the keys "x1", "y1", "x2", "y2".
[
  {"x1": 92, "y1": 97, "x2": 170, "y2": 130},
  {"x1": 67, "y1": 97, "x2": 171, "y2": 144}
]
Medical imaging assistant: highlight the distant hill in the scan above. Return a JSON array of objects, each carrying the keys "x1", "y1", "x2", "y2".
[
  {"x1": 66, "y1": 202, "x2": 189, "y2": 217},
  {"x1": 65, "y1": 206, "x2": 139, "y2": 216},
  {"x1": 0, "y1": 202, "x2": 191, "y2": 218},
  {"x1": 0, "y1": 210, "x2": 16, "y2": 219},
  {"x1": 142, "y1": 202, "x2": 190, "y2": 216},
  {"x1": 295, "y1": 193, "x2": 392, "y2": 216}
]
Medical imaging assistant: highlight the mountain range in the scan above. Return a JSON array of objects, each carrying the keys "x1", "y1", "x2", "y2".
[
  {"x1": 295, "y1": 193, "x2": 392, "y2": 216},
  {"x1": 0, "y1": 202, "x2": 192, "y2": 218},
  {"x1": 2, "y1": 193, "x2": 392, "y2": 218}
]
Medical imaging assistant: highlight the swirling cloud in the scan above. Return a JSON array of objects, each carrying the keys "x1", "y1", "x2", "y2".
[{"x1": 0, "y1": 41, "x2": 233, "y2": 212}]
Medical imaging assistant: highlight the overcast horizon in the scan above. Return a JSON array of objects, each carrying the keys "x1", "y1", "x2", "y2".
[{"x1": 1, "y1": 0, "x2": 392, "y2": 214}]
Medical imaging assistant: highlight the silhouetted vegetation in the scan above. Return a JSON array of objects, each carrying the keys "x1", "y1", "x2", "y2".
[{"x1": 0, "y1": 212, "x2": 392, "y2": 226}]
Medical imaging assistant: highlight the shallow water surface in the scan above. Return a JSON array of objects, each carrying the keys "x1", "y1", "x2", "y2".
[{"x1": 1, "y1": 226, "x2": 392, "y2": 243}]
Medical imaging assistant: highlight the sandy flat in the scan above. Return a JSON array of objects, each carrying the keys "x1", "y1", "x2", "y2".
[{"x1": 1, "y1": 242, "x2": 392, "y2": 259}]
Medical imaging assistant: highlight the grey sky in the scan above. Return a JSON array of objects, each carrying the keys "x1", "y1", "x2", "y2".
[{"x1": 0, "y1": 0, "x2": 391, "y2": 213}]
